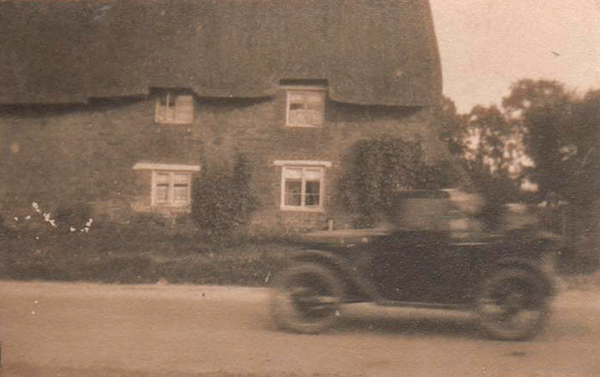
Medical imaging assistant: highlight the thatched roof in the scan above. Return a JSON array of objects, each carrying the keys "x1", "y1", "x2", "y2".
[{"x1": 0, "y1": 0, "x2": 442, "y2": 106}]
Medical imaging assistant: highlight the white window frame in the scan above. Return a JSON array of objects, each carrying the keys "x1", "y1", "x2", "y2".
[
  {"x1": 133, "y1": 163, "x2": 200, "y2": 208},
  {"x1": 283, "y1": 85, "x2": 327, "y2": 128},
  {"x1": 278, "y1": 162, "x2": 330, "y2": 212},
  {"x1": 151, "y1": 171, "x2": 193, "y2": 207},
  {"x1": 155, "y1": 91, "x2": 195, "y2": 124}
]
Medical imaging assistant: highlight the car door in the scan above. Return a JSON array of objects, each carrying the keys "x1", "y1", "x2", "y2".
[
  {"x1": 368, "y1": 231, "x2": 442, "y2": 303},
  {"x1": 369, "y1": 231, "x2": 479, "y2": 304}
]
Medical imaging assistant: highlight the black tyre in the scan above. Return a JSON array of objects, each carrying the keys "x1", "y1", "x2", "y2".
[
  {"x1": 476, "y1": 268, "x2": 550, "y2": 341},
  {"x1": 270, "y1": 264, "x2": 343, "y2": 334}
]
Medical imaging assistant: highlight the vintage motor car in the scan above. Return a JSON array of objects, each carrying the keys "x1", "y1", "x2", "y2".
[{"x1": 270, "y1": 190, "x2": 561, "y2": 341}]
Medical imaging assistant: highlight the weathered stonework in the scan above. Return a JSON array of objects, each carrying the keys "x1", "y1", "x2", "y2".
[
  {"x1": 0, "y1": 89, "x2": 446, "y2": 233},
  {"x1": 0, "y1": 0, "x2": 445, "y2": 234}
]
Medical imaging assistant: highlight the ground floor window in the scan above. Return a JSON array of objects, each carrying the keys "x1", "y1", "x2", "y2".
[
  {"x1": 275, "y1": 161, "x2": 331, "y2": 211},
  {"x1": 152, "y1": 171, "x2": 192, "y2": 206},
  {"x1": 133, "y1": 163, "x2": 200, "y2": 209}
]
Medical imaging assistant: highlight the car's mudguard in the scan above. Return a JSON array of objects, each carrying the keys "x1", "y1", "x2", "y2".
[
  {"x1": 487, "y1": 256, "x2": 557, "y2": 297},
  {"x1": 289, "y1": 249, "x2": 382, "y2": 303}
]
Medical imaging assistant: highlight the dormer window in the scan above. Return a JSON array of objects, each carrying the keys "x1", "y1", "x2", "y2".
[
  {"x1": 155, "y1": 91, "x2": 194, "y2": 124},
  {"x1": 284, "y1": 86, "x2": 326, "y2": 127}
]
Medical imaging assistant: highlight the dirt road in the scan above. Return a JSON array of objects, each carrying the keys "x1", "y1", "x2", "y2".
[{"x1": 0, "y1": 281, "x2": 598, "y2": 377}]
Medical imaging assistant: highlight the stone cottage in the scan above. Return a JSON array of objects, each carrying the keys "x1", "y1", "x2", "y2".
[{"x1": 0, "y1": 0, "x2": 448, "y2": 233}]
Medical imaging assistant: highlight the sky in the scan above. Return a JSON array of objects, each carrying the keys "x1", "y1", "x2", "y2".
[{"x1": 429, "y1": 0, "x2": 600, "y2": 113}]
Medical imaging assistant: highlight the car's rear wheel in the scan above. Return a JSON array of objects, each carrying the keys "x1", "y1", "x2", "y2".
[
  {"x1": 270, "y1": 263, "x2": 343, "y2": 334},
  {"x1": 476, "y1": 268, "x2": 550, "y2": 341}
]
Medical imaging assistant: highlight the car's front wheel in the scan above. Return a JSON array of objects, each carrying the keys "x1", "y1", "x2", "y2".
[
  {"x1": 270, "y1": 263, "x2": 343, "y2": 334},
  {"x1": 476, "y1": 268, "x2": 550, "y2": 341}
]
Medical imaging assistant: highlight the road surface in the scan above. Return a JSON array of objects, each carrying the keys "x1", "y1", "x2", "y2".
[{"x1": 0, "y1": 281, "x2": 598, "y2": 377}]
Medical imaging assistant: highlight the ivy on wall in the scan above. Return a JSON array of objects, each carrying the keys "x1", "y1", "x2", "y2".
[
  {"x1": 191, "y1": 153, "x2": 256, "y2": 239},
  {"x1": 337, "y1": 138, "x2": 453, "y2": 227}
]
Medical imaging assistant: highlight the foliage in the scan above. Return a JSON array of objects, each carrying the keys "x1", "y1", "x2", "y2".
[
  {"x1": 443, "y1": 82, "x2": 599, "y2": 269},
  {"x1": 338, "y1": 138, "x2": 452, "y2": 227},
  {"x1": 443, "y1": 81, "x2": 598, "y2": 207},
  {"x1": 0, "y1": 228, "x2": 291, "y2": 285},
  {"x1": 54, "y1": 201, "x2": 93, "y2": 230},
  {"x1": 498, "y1": 81, "x2": 599, "y2": 271},
  {"x1": 501, "y1": 80, "x2": 599, "y2": 205},
  {"x1": 440, "y1": 97, "x2": 522, "y2": 210},
  {"x1": 439, "y1": 96, "x2": 466, "y2": 155},
  {"x1": 191, "y1": 153, "x2": 257, "y2": 240}
]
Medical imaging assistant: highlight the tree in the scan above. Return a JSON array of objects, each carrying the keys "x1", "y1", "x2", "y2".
[
  {"x1": 500, "y1": 80, "x2": 599, "y2": 271},
  {"x1": 439, "y1": 96, "x2": 465, "y2": 155},
  {"x1": 559, "y1": 90, "x2": 600, "y2": 204},
  {"x1": 502, "y1": 79, "x2": 599, "y2": 205},
  {"x1": 440, "y1": 97, "x2": 522, "y2": 208}
]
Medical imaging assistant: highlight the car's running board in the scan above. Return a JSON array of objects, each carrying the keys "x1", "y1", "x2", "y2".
[{"x1": 376, "y1": 300, "x2": 471, "y2": 311}]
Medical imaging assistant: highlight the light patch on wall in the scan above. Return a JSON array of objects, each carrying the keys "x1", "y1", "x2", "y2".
[{"x1": 10, "y1": 142, "x2": 20, "y2": 154}]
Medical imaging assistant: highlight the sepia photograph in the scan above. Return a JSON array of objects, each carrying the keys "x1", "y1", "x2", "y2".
[{"x1": 0, "y1": 0, "x2": 599, "y2": 376}]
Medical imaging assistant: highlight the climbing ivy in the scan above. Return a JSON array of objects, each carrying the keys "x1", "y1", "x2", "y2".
[
  {"x1": 337, "y1": 138, "x2": 453, "y2": 227},
  {"x1": 191, "y1": 154, "x2": 256, "y2": 240}
]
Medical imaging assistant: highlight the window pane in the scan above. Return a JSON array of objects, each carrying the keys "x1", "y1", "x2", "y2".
[
  {"x1": 288, "y1": 110, "x2": 308, "y2": 125},
  {"x1": 305, "y1": 180, "x2": 321, "y2": 207},
  {"x1": 303, "y1": 168, "x2": 322, "y2": 180},
  {"x1": 310, "y1": 110, "x2": 324, "y2": 125},
  {"x1": 155, "y1": 173, "x2": 170, "y2": 184},
  {"x1": 155, "y1": 184, "x2": 169, "y2": 203},
  {"x1": 176, "y1": 94, "x2": 193, "y2": 105},
  {"x1": 165, "y1": 107, "x2": 176, "y2": 121},
  {"x1": 284, "y1": 179, "x2": 302, "y2": 206},
  {"x1": 173, "y1": 185, "x2": 189, "y2": 203},
  {"x1": 289, "y1": 110, "x2": 323, "y2": 126},
  {"x1": 305, "y1": 92, "x2": 324, "y2": 109},
  {"x1": 159, "y1": 94, "x2": 168, "y2": 107},
  {"x1": 156, "y1": 96, "x2": 168, "y2": 121},
  {"x1": 283, "y1": 168, "x2": 303, "y2": 179},
  {"x1": 167, "y1": 94, "x2": 176, "y2": 107},
  {"x1": 173, "y1": 173, "x2": 189, "y2": 184},
  {"x1": 288, "y1": 92, "x2": 305, "y2": 103},
  {"x1": 175, "y1": 95, "x2": 194, "y2": 123}
]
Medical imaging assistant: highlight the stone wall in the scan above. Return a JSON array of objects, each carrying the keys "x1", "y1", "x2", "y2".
[{"x1": 0, "y1": 90, "x2": 446, "y2": 233}]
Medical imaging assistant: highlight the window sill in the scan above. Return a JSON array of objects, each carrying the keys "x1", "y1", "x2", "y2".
[
  {"x1": 155, "y1": 120, "x2": 193, "y2": 125},
  {"x1": 284, "y1": 123, "x2": 323, "y2": 128},
  {"x1": 280, "y1": 206, "x2": 324, "y2": 213},
  {"x1": 151, "y1": 203, "x2": 191, "y2": 211}
]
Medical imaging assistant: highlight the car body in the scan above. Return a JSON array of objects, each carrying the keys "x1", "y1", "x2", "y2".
[{"x1": 270, "y1": 190, "x2": 561, "y2": 340}]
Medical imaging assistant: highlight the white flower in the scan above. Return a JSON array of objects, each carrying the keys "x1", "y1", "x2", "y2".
[
  {"x1": 25, "y1": 215, "x2": 31, "y2": 220},
  {"x1": 32, "y1": 202, "x2": 39, "y2": 209},
  {"x1": 14, "y1": 217, "x2": 19, "y2": 221},
  {"x1": 48, "y1": 220, "x2": 57, "y2": 228},
  {"x1": 43, "y1": 213, "x2": 51, "y2": 221},
  {"x1": 86, "y1": 218, "x2": 93, "y2": 227},
  {"x1": 70, "y1": 227, "x2": 77, "y2": 232}
]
